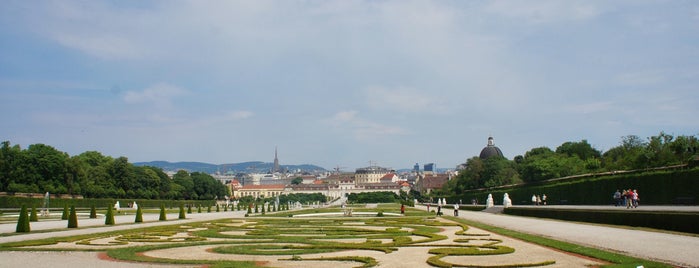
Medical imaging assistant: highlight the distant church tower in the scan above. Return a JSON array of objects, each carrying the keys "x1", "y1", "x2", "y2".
[{"x1": 273, "y1": 146, "x2": 280, "y2": 173}]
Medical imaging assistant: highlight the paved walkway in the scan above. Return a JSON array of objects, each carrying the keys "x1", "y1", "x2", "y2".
[{"x1": 420, "y1": 204, "x2": 699, "y2": 267}]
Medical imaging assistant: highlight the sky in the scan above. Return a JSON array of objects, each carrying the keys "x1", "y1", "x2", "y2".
[{"x1": 1, "y1": 1, "x2": 698, "y2": 171}]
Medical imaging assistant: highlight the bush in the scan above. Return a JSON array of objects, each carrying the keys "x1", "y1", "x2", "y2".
[
  {"x1": 89, "y1": 205, "x2": 97, "y2": 218},
  {"x1": 16, "y1": 205, "x2": 30, "y2": 233},
  {"x1": 216, "y1": 204, "x2": 220, "y2": 212},
  {"x1": 61, "y1": 204, "x2": 69, "y2": 220},
  {"x1": 105, "y1": 206, "x2": 115, "y2": 225},
  {"x1": 197, "y1": 205, "x2": 202, "y2": 213},
  {"x1": 187, "y1": 204, "x2": 192, "y2": 214},
  {"x1": 207, "y1": 206, "x2": 211, "y2": 213},
  {"x1": 178, "y1": 203, "x2": 186, "y2": 219},
  {"x1": 29, "y1": 205, "x2": 38, "y2": 222},
  {"x1": 135, "y1": 206, "x2": 143, "y2": 223},
  {"x1": 67, "y1": 205, "x2": 78, "y2": 228},
  {"x1": 159, "y1": 204, "x2": 167, "y2": 221}
]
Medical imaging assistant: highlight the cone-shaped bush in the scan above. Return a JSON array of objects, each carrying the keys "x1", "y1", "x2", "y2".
[
  {"x1": 178, "y1": 203, "x2": 186, "y2": 219},
  {"x1": 224, "y1": 204, "x2": 228, "y2": 212},
  {"x1": 89, "y1": 205, "x2": 97, "y2": 219},
  {"x1": 197, "y1": 205, "x2": 202, "y2": 213},
  {"x1": 261, "y1": 204, "x2": 266, "y2": 215},
  {"x1": 135, "y1": 206, "x2": 143, "y2": 223},
  {"x1": 67, "y1": 205, "x2": 78, "y2": 228},
  {"x1": 187, "y1": 204, "x2": 192, "y2": 214},
  {"x1": 254, "y1": 204, "x2": 259, "y2": 213},
  {"x1": 105, "y1": 206, "x2": 115, "y2": 225},
  {"x1": 61, "y1": 204, "x2": 69, "y2": 220},
  {"x1": 247, "y1": 205, "x2": 252, "y2": 214},
  {"x1": 30, "y1": 205, "x2": 38, "y2": 222},
  {"x1": 216, "y1": 204, "x2": 220, "y2": 212},
  {"x1": 207, "y1": 206, "x2": 211, "y2": 213},
  {"x1": 273, "y1": 205, "x2": 277, "y2": 212},
  {"x1": 16, "y1": 205, "x2": 30, "y2": 233},
  {"x1": 159, "y1": 204, "x2": 167, "y2": 221},
  {"x1": 237, "y1": 203, "x2": 241, "y2": 211}
]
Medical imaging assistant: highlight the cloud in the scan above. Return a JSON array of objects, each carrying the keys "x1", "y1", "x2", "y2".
[
  {"x1": 364, "y1": 85, "x2": 451, "y2": 114},
  {"x1": 484, "y1": 0, "x2": 603, "y2": 24},
  {"x1": 327, "y1": 110, "x2": 407, "y2": 141},
  {"x1": 123, "y1": 83, "x2": 187, "y2": 108}
]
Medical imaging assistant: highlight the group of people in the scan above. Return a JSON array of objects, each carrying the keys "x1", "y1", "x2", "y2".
[
  {"x1": 530, "y1": 194, "x2": 547, "y2": 205},
  {"x1": 613, "y1": 189, "x2": 640, "y2": 208}
]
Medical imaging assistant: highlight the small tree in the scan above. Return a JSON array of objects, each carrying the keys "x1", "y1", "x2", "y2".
[
  {"x1": 207, "y1": 206, "x2": 211, "y2": 213},
  {"x1": 105, "y1": 206, "x2": 115, "y2": 225},
  {"x1": 224, "y1": 204, "x2": 228, "y2": 212},
  {"x1": 61, "y1": 204, "x2": 69, "y2": 220},
  {"x1": 16, "y1": 205, "x2": 30, "y2": 233},
  {"x1": 187, "y1": 204, "x2": 192, "y2": 214},
  {"x1": 159, "y1": 204, "x2": 167, "y2": 221},
  {"x1": 216, "y1": 204, "x2": 220, "y2": 212},
  {"x1": 254, "y1": 203, "x2": 259, "y2": 213},
  {"x1": 247, "y1": 204, "x2": 252, "y2": 214},
  {"x1": 30, "y1": 205, "x2": 38, "y2": 222},
  {"x1": 67, "y1": 205, "x2": 78, "y2": 228},
  {"x1": 178, "y1": 203, "x2": 186, "y2": 219},
  {"x1": 261, "y1": 204, "x2": 266, "y2": 215},
  {"x1": 197, "y1": 205, "x2": 202, "y2": 213},
  {"x1": 134, "y1": 205, "x2": 143, "y2": 223},
  {"x1": 267, "y1": 203, "x2": 271, "y2": 212},
  {"x1": 89, "y1": 205, "x2": 97, "y2": 219}
]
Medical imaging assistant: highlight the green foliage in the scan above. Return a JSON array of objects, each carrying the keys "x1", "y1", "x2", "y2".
[
  {"x1": 207, "y1": 206, "x2": 211, "y2": 213},
  {"x1": 178, "y1": 203, "x2": 186, "y2": 219},
  {"x1": 347, "y1": 191, "x2": 399, "y2": 204},
  {"x1": 61, "y1": 204, "x2": 69, "y2": 220},
  {"x1": 216, "y1": 204, "x2": 219, "y2": 212},
  {"x1": 254, "y1": 203, "x2": 259, "y2": 213},
  {"x1": 30, "y1": 205, "x2": 38, "y2": 222},
  {"x1": 90, "y1": 205, "x2": 97, "y2": 218},
  {"x1": 187, "y1": 204, "x2": 192, "y2": 214},
  {"x1": 159, "y1": 204, "x2": 167, "y2": 221},
  {"x1": 247, "y1": 205, "x2": 252, "y2": 214},
  {"x1": 15, "y1": 205, "x2": 30, "y2": 233},
  {"x1": 291, "y1": 177, "x2": 303, "y2": 185},
  {"x1": 105, "y1": 205, "x2": 115, "y2": 225},
  {"x1": 67, "y1": 205, "x2": 78, "y2": 228},
  {"x1": 197, "y1": 205, "x2": 201, "y2": 213},
  {"x1": 135, "y1": 206, "x2": 143, "y2": 223},
  {"x1": 261, "y1": 204, "x2": 266, "y2": 215}
]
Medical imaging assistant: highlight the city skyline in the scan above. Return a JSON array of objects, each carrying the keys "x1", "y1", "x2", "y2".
[{"x1": 1, "y1": 1, "x2": 698, "y2": 171}]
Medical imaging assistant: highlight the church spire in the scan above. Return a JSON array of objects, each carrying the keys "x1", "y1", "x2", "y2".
[{"x1": 273, "y1": 146, "x2": 280, "y2": 173}]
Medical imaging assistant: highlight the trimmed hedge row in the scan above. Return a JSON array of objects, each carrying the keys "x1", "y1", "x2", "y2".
[
  {"x1": 504, "y1": 207, "x2": 699, "y2": 234},
  {"x1": 0, "y1": 196, "x2": 216, "y2": 209},
  {"x1": 454, "y1": 167, "x2": 699, "y2": 206}
]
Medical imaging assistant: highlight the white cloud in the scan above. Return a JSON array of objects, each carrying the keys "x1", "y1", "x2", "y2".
[
  {"x1": 123, "y1": 83, "x2": 187, "y2": 108},
  {"x1": 485, "y1": 0, "x2": 603, "y2": 24},
  {"x1": 53, "y1": 33, "x2": 142, "y2": 60},
  {"x1": 327, "y1": 110, "x2": 407, "y2": 141}
]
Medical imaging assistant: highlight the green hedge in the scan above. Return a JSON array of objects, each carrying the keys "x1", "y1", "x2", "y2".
[
  {"x1": 0, "y1": 197, "x2": 216, "y2": 209},
  {"x1": 504, "y1": 207, "x2": 699, "y2": 234},
  {"x1": 453, "y1": 167, "x2": 699, "y2": 206}
]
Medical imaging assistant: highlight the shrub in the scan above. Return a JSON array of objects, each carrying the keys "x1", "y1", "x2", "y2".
[
  {"x1": 179, "y1": 203, "x2": 186, "y2": 219},
  {"x1": 16, "y1": 205, "x2": 30, "y2": 233},
  {"x1": 159, "y1": 204, "x2": 167, "y2": 221},
  {"x1": 90, "y1": 205, "x2": 97, "y2": 218},
  {"x1": 224, "y1": 205, "x2": 228, "y2": 212},
  {"x1": 187, "y1": 204, "x2": 192, "y2": 214},
  {"x1": 61, "y1": 204, "x2": 69, "y2": 220},
  {"x1": 67, "y1": 205, "x2": 78, "y2": 228},
  {"x1": 216, "y1": 204, "x2": 220, "y2": 212},
  {"x1": 207, "y1": 206, "x2": 211, "y2": 213},
  {"x1": 105, "y1": 206, "x2": 115, "y2": 225},
  {"x1": 135, "y1": 206, "x2": 143, "y2": 223},
  {"x1": 197, "y1": 205, "x2": 202, "y2": 213},
  {"x1": 29, "y1": 205, "x2": 38, "y2": 222},
  {"x1": 247, "y1": 205, "x2": 252, "y2": 214},
  {"x1": 261, "y1": 204, "x2": 266, "y2": 215},
  {"x1": 254, "y1": 204, "x2": 259, "y2": 213}
]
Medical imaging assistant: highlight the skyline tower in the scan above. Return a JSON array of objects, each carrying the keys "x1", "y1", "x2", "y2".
[{"x1": 273, "y1": 146, "x2": 280, "y2": 173}]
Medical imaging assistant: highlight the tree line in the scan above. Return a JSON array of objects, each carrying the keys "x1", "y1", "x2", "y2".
[
  {"x1": 0, "y1": 141, "x2": 227, "y2": 200},
  {"x1": 444, "y1": 132, "x2": 698, "y2": 194}
]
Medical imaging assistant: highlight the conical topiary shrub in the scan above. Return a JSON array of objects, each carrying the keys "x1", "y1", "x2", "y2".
[
  {"x1": 16, "y1": 205, "x2": 30, "y2": 233},
  {"x1": 105, "y1": 206, "x2": 115, "y2": 225},
  {"x1": 197, "y1": 205, "x2": 202, "y2": 213},
  {"x1": 135, "y1": 205, "x2": 143, "y2": 223},
  {"x1": 261, "y1": 204, "x2": 266, "y2": 215},
  {"x1": 247, "y1": 205, "x2": 252, "y2": 214},
  {"x1": 159, "y1": 204, "x2": 167, "y2": 221},
  {"x1": 30, "y1": 205, "x2": 38, "y2": 222},
  {"x1": 267, "y1": 203, "x2": 271, "y2": 213},
  {"x1": 224, "y1": 204, "x2": 228, "y2": 212},
  {"x1": 254, "y1": 204, "x2": 259, "y2": 213},
  {"x1": 237, "y1": 203, "x2": 241, "y2": 211},
  {"x1": 187, "y1": 204, "x2": 192, "y2": 214},
  {"x1": 207, "y1": 206, "x2": 211, "y2": 213},
  {"x1": 67, "y1": 205, "x2": 78, "y2": 228},
  {"x1": 61, "y1": 204, "x2": 69, "y2": 220},
  {"x1": 216, "y1": 204, "x2": 220, "y2": 212},
  {"x1": 89, "y1": 205, "x2": 97, "y2": 219},
  {"x1": 178, "y1": 203, "x2": 186, "y2": 219}
]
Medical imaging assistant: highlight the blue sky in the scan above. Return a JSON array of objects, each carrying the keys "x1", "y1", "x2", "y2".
[{"x1": 1, "y1": 1, "x2": 698, "y2": 171}]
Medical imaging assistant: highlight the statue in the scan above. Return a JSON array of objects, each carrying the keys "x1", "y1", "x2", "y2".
[
  {"x1": 132, "y1": 201, "x2": 138, "y2": 210},
  {"x1": 114, "y1": 201, "x2": 120, "y2": 211},
  {"x1": 486, "y1": 194, "x2": 494, "y2": 208},
  {"x1": 503, "y1": 193, "x2": 512, "y2": 208},
  {"x1": 41, "y1": 192, "x2": 50, "y2": 217}
]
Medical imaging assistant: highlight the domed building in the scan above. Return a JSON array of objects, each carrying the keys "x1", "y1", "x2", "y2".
[{"x1": 479, "y1": 136, "x2": 504, "y2": 159}]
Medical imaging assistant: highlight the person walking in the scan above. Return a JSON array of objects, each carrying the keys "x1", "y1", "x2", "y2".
[
  {"x1": 531, "y1": 195, "x2": 537, "y2": 205},
  {"x1": 632, "y1": 190, "x2": 639, "y2": 208},
  {"x1": 400, "y1": 204, "x2": 405, "y2": 215},
  {"x1": 453, "y1": 203, "x2": 459, "y2": 216},
  {"x1": 626, "y1": 189, "x2": 633, "y2": 209},
  {"x1": 542, "y1": 194, "x2": 547, "y2": 205},
  {"x1": 613, "y1": 190, "x2": 621, "y2": 207}
]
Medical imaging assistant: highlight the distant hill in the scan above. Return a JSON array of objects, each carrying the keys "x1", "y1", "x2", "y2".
[{"x1": 134, "y1": 161, "x2": 328, "y2": 174}]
